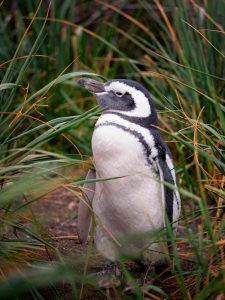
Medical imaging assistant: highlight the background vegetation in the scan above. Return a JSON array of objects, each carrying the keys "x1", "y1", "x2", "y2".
[{"x1": 0, "y1": 0, "x2": 224, "y2": 299}]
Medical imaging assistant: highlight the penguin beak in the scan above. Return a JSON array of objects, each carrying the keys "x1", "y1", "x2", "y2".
[{"x1": 78, "y1": 78, "x2": 105, "y2": 93}]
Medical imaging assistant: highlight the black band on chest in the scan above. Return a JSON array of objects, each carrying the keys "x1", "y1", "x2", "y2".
[{"x1": 95, "y1": 121, "x2": 155, "y2": 168}]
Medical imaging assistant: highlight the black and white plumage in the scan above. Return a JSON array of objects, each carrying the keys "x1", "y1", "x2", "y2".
[{"x1": 77, "y1": 78, "x2": 180, "y2": 262}]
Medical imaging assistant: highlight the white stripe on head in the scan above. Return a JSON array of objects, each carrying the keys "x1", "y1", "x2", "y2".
[{"x1": 105, "y1": 81, "x2": 151, "y2": 118}]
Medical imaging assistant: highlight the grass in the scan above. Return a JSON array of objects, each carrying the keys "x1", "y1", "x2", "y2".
[{"x1": 0, "y1": 0, "x2": 224, "y2": 299}]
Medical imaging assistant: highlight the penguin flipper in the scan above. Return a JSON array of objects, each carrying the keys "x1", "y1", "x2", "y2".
[
  {"x1": 156, "y1": 157, "x2": 174, "y2": 224},
  {"x1": 77, "y1": 169, "x2": 96, "y2": 244}
]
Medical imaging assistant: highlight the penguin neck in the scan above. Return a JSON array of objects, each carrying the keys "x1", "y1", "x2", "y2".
[{"x1": 102, "y1": 110, "x2": 158, "y2": 129}]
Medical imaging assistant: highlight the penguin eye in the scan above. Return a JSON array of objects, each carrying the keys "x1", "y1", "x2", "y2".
[{"x1": 115, "y1": 91, "x2": 123, "y2": 97}]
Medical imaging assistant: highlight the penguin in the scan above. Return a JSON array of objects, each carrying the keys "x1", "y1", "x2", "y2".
[{"x1": 77, "y1": 77, "x2": 180, "y2": 263}]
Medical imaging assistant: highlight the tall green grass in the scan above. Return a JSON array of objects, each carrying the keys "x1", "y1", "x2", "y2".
[{"x1": 0, "y1": 0, "x2": 224, "y2": 299}]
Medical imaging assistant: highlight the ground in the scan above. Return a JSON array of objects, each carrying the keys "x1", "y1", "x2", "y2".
[{"x1": 3, "y1": 186, "x2": 196, "y2": 299}]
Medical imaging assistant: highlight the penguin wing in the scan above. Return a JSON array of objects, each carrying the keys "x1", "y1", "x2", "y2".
[
  {"x1": 77, "y1": 169, "x2": 96, "y2": 244},
  {"x1": 156, "y1": 156, "x2": 174, "y2": 224}
]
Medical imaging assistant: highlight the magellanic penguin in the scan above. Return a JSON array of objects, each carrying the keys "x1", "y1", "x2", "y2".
[{"x1": 77, "y1": 78, "x2": 181, "y2": 263}]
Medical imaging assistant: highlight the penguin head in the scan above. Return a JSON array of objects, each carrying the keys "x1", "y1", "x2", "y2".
[{"x1": 78, "y1": 78, "x2": 157, "y2": 122}]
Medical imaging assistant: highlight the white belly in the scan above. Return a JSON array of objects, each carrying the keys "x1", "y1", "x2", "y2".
[{"x1": 92, "y1": 123, "x2": 165, "y2": 260}]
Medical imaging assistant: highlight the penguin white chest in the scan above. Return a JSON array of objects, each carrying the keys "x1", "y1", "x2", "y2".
[
  {"x1": 92, "y1": 124, "x2": 146, "y2": 176},
  {"x1": 92, "y1": 124, "x2": 164, "y2": 233}
]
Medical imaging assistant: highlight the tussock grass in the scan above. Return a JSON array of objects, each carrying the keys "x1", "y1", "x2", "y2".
[{"x1": 0, "y1": 0, "x2": 224, "y2": 299}]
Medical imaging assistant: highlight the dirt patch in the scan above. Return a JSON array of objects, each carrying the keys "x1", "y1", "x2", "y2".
[{"x1": 32, "y1": 188, "x2": 82, "y2": 255}]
